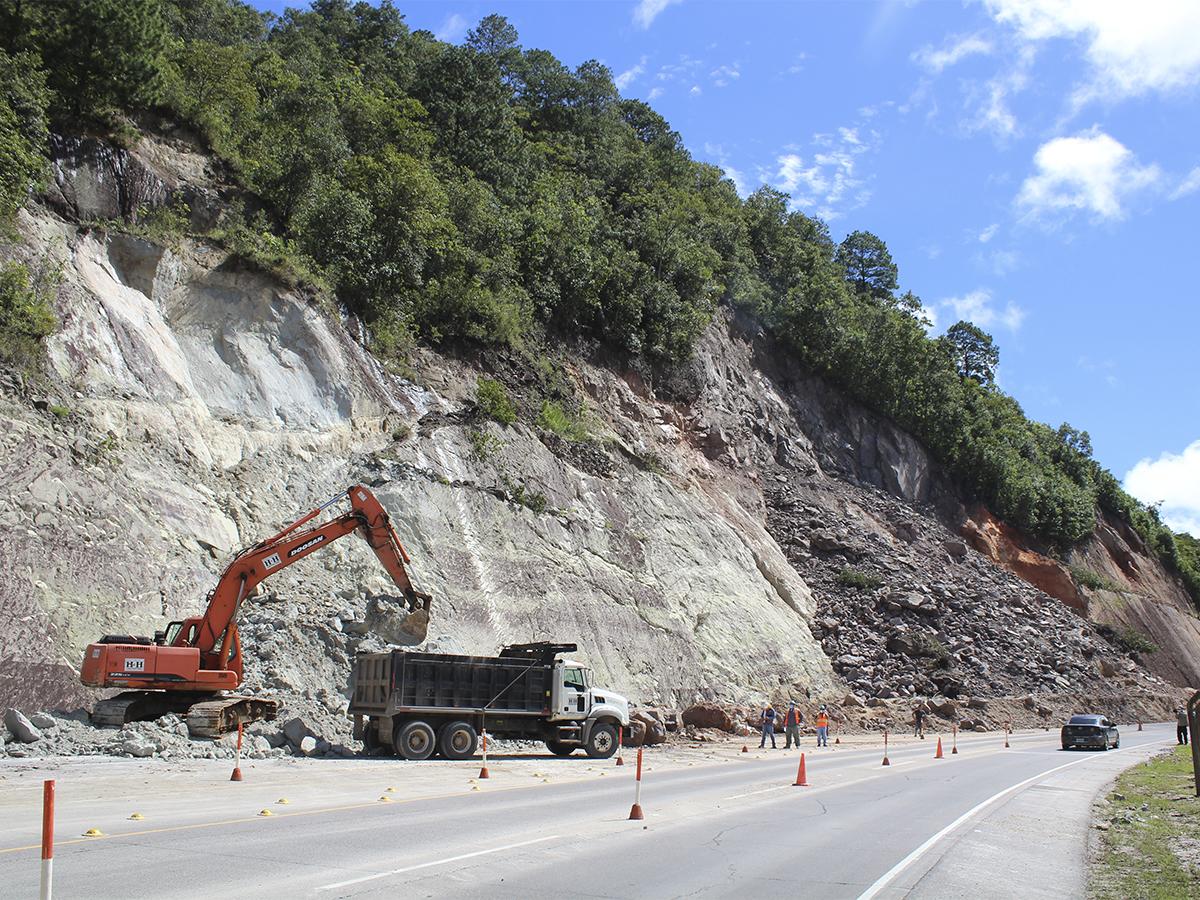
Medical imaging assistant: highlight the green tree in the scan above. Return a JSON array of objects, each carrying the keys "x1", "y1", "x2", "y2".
[
  {"x1": 941, "y1": 320, "x2": 999, "y2": 386},
  {"x1": 0, "y1": 49, "x2": 48, "y2": 220},
  {"x1": 836, "y1": 230, "x2": 898, "y2": 301},
  {"x1": 37, "y1": 0, "x2": 168, "y2": 120}
]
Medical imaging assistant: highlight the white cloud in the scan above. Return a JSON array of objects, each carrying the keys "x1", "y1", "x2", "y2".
[
  {"x1": 1171, "y1": 167, "x2": 1200, "y2": 200},
  {"x1": 647, "y1": 86, "x2": 664, "y2": 100},
  {"x1": 633, "y1": 0, "x2": 682, "y2": 30},
  {"x1": 615, "y1": 57, "x2": 648, "y2": 92},
  {"x1": 919, "y1": 304, "x2": 939, "y2": 331},
  {"x1": 1016, "y1": 129, "x2": 1161, "y2": 221},
  {"x1": 710, "y1": 64, "x2": 740, "y2": 87},
  {"x1": 942, "y1": 288, "x2": 1026, "y2": 332},
  {"x1": 912, "y1": 33, "x2": 993, "y2": 72},
  {"x1": 978, "y1": 223, "x2": 999, "y2": 243},
  {"x1": 689, "y1": 84, "x2": 702, "y2": 96},
  {"x1": 985, "y1": 0, "x2": 1200, "y2": 104},
  {"x1": 435, "y1": 12, "x2": 468, "y2": 43},
  {"x1": 771, "y1": 126, "x2": 878, "y2": 220},
  {"x1": 1125, "y1": 439, "x2": 1200, "y2": 536}
]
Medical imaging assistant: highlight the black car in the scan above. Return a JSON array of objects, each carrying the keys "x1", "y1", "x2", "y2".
[{"x1": 1061, "y1": 714, "x2": 1120, "y2": 750}]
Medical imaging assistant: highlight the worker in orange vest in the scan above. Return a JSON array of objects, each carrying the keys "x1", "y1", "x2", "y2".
[
  {"x1": 784, "y1": 701, "x2": 804, "y2": 749},
  {"x1": 815, "y1": 706, "x2": 830, "y2": 747}
]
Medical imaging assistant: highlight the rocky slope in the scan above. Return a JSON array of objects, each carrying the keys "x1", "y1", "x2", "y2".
[{"x1": 1, "y1": 131, "x2": 1195, "y2": 754}]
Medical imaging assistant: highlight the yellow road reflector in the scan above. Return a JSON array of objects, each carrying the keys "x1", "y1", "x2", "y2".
[
  {"x1": 258, "y1": 809, "x2": 273, "y2": 817},
  {"x1": 276, "y1": 798, "x2": 289, "y2": 805},
  {"x1": 128, "y1": 812, "x2": 144, "y2": 820},
  {"x1": 385, "y1": 786, "x2": 396, "y2": 793},
  {"x1": 82, "y1": 828, "x2": 104, "y2": 837},
  {"x1": 471, "y1": 785, "x2": 480, "y2": 791},
  {"x1": 378, "y1": 796, "x2": 392, "y2": 803}
]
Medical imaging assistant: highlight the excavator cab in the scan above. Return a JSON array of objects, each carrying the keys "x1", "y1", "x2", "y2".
[{"x1": 155, "y1": 621, "x2": 184, "y2": 646}]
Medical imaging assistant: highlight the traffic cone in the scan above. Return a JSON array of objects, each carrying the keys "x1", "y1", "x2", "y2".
[
  {"x1": 628, "y1": 746, "x2": 645, "y2": 820},
  {"x1": 834, "y1": 737, "x2": 840, "y2": 745},
  {"x1": 935, "y1": 737, "x2": 944, "y2": 759},
  {"x1": 793, "y1": 752, "x2": 809, "y2": 787},
  {"x1": 230, "y1": 723, "x2": 244, "y2": 781},
  {"x1": 741, "y1": 745, "x2": 748, "y2": 753}
]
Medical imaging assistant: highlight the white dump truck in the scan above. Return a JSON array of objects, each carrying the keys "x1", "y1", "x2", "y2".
[{"x1": 349, "y1": 642, "x2": 631, "y2": 760}]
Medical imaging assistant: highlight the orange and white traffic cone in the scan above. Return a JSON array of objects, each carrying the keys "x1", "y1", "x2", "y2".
[
  {"x1": 230, "y1": 723, "x2": 244, "y2": 782},
  {"x1": 793, "y1": 752, "x2": 809, "y2": 787},
  {"x1": 741, "y1": 744, "x2": 749, "y2": 753},
  {"x1": 935, "y1": 737, "x2": 944, "y2": 759},
  {"x1": 628, "y1": 746, "x2": 645, "y2": 820}
]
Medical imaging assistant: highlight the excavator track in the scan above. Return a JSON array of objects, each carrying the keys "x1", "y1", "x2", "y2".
[
  {"x1": 186, "y1": 696, "x2": 279, "y2": 738},
  {"x1": 92, "y1": 691, "x2": 195, "y2": 727}
]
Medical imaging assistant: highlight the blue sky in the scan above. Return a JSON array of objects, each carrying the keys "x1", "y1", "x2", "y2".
[{"x1": 256, "y1": 1, "x2": 1200, "y2": 534}]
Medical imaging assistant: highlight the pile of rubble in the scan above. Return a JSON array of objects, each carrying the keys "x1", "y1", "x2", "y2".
[{"x1": 765, "y1": 479, "x2": 1176, "y2": 705}]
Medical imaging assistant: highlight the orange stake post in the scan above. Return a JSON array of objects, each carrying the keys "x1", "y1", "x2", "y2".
[
  {"x1": 230, "y1": 723, "x2": 244, "y2": 782},
  {"x1": 952, "y1": 725, "x2": 958, "y2": 754},
  {"x1": 616, "y1": 726, "x2": 625, "y2": 766},
  {"x1": 628, "y1": 746, "x2": 645, "y2": 820},
  {"x1": 882, "y1": 730, "x2": 890, "y2": 766},
  {"x1": 40, "y1": 780, "x2": 54, "y2": 900},
  {"x1": 793, "y1": 752, "x2": 809, "y2": 786},
  {"x1": 479, "y1": 723, "x2": 490, "y2": 779}
]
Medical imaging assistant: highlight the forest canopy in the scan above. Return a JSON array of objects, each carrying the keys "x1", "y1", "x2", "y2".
[{"x1": 1, "y1": 0, "x2": 1195, "y2": 599}]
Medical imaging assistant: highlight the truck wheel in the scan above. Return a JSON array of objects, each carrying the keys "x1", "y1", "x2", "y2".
[
  {"x1": 585, "y1": 723, "x2": 618, "y2": 759},
  {"x1": 439, "y1": 721, "x2": 478, "y2": 760},
  {"x1": 546, "y1": 740, "x2": 576, "y2": 757},
  {"x1": 363, "y1": 719, "x2": 383, "y2": 753},
  {"x1": 394, "y1": 720, "x2": 436, "y2": 760}
]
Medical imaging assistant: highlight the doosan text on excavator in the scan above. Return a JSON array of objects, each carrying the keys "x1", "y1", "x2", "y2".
[{"x1": 79, "y1": 485, "x2": 431, "y2": 737}]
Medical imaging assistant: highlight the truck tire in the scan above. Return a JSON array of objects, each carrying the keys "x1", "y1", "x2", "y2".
[
  {"x1": 585, "y1": 723, "x2": 618, "y2": 759},
  {"x1": 394, "y1": 720, "x2": 436, "y2": 760},
  {"x1": 363, "y1": 718, "x2": 384, "y2": 753},
  {"x1": 439, "y1": 721, "x2": 478, "y2": 760},
  {"x1": 546, "y1": 740, "x2": 576, "y2": 757}
]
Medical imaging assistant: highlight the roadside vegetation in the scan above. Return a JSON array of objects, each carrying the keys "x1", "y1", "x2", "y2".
[
  {"x1": 0, "y1": 0, "x2": 1195, "y2": 603},
  {"x1": 1091, "y1": 746, "x2": 1200, "y2": 899}
]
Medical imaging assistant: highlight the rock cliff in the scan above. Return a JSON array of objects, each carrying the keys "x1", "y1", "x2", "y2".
[{"x1": 1, "y1": 132, "x2": 1195, "y2": 744}]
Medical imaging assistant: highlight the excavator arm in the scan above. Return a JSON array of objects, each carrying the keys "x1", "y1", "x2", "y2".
[{"x1": 188, "y1": 485, "x2": 431, "y2": 668}]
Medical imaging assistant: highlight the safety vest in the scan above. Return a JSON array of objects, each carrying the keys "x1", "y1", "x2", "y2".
[
  {"x1": 785, "y1": 708, "x2": 802, "y2": 726},
  {"x1": 815, "y1": 712, "x2": 829, "y2": 728}
]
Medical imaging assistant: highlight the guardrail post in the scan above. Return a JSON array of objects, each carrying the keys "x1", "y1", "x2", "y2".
[
  {"x1": 1188, "y1": 691, "x2": 1200, "y2": 798},
  {"x1": 40, "y1": 779, "x2": 54, "y2": 900}
]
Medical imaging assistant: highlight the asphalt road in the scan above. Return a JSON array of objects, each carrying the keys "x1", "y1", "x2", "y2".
[{"x1": 0, "y1": 723, "x2": 1174, "y2": 898}]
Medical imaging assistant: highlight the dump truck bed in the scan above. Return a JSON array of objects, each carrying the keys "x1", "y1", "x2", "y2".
[{"x1": 351, "y1": 650, "x2": 553, "y2": 717}]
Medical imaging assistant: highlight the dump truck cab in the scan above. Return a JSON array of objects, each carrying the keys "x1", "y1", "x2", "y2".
[{"x1": 551, "y1": 658, "x2": 628, "y2": 723}]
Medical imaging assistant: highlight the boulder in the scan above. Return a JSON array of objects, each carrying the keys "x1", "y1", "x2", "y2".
[
  {"x1": 842, "y1": 693, "x2": 865, "y2": 709},
  {"x1": 30, "y1": 712, "x2": 58, "y2": 730},
  {"x1": 626, "y1": 719, "x2": 647, "y2": 747},
  {"x1": 929, "y1": 697, "x2": 957, "y2": 718},
  {"x1": 282, "y1": 717, "x2": 317, "y2": 748},
  {"x1": 632, "y1": 711, "x2": 667, "y2": 745},
  {"x1": 121, "y1": 735, "x2": 155, "y2": 757},
  {"x1": 681, "y1": 703, "x2": 734, "y2": 732},
  {"x1": 4, "y1": 709, "x2": 42, "y2": 743},
  {"x1": 299, "y1": 735, "x2": 318, "y2": 755},
  {"x1": 943, "y1": 539, "x2": 969, "y2": 560},
  {"x1": 966, "y1": 697, "x2": 989, "y2": 710}
]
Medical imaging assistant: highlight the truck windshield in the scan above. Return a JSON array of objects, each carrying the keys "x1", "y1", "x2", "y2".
[{"x1": 563, "y1": 667, "x2": 586, "y2": 690}]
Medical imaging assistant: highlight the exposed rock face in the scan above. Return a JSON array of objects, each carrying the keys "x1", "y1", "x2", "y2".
[
  {"x1": 961, "y1": 507, "x2": 1085, "y2": 612},
  {"x1": 1, "y1": 132, "x2": 1194, "y2": 756}
]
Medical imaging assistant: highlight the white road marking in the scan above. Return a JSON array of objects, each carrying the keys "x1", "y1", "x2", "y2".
[
  {"x1": 316, "y1": 834, "x2": 562, "y2": 892},
  {"x1": 856, "y1": 742, "x2": 1156, "y2": 899}
]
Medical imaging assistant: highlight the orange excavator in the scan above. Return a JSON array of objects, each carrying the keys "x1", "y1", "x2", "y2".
[{"x1": 80, "y1": 485, "x2": 431, "y2": 736}]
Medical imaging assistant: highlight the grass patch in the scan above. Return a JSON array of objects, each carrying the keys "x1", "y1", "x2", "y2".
[
  {"x1": 1072, "y1": 565, "x2": 1124, "y2": 593},
  {"x1": 467, "y1": 427, "x2": 503, "y2": 461},
  {"x1": 536, "y1": 400, "x2": 588, "y2": 442},
  {"x1": 501, "y1": 476, "x2": 547, "y2": 514},
  {"x1": 0, "y1": 259, "x2": 58, "y2": 372},
  {"x1": 836, "y1": 567, "x2": 883, "y2": 590},
  {"x1": 1115, "y1": 626, "x2": 1158, "y2": 656},
  {"x1": 475, "y1": 378, "x2": 517, "y2": 426},
  {"x1": 1090, "y1": 745, "x2": 1200, "y2": 899}
]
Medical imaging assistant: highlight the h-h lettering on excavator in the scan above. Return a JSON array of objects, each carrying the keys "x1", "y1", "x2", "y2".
[{"x1": 79, "y1": 485, "x2": 431, "y2": 737}]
